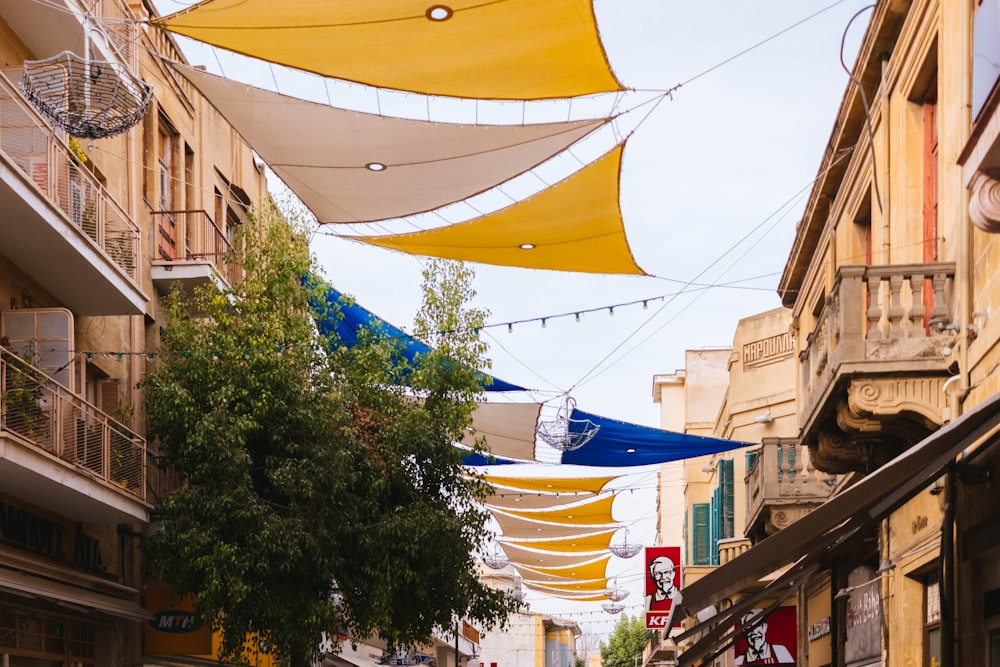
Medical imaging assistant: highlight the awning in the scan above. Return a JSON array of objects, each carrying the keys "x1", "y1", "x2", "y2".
[
  {"x1": 310, "y1": 283, "x2": 525, "y2": 392},
  {"x1": 0, "y1": 567, "x2": 153, "y2": 622},
  {"x1": 561, "y1": 408, "x2": 750, "y2": 466},
  {"x1": 670, "y1": 390, "x2": 1000, "y2": 666},
  {"x1": 172, "y1": 64, "x2": 610, "y2": 224},
  {"x1": 153, "y1": 0, "x2": 623, "y2": 100}
]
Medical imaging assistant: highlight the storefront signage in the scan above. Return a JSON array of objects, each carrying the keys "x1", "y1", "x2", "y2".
[
  {"x1": 149, "y1": 610, "x2": 202, "y2": 633},
  {"x1": 808, "y1": 616, "x2": 830, "y2": 641},
  {"x1": 743, "y1": 333, "x2": 794, "y2": 369},
  {"x1": 644, "y1": 545, "x2": 682, "y2": 630},
  {"x1": 844, "y1": 565, "x2": 882, "y2": 665}
]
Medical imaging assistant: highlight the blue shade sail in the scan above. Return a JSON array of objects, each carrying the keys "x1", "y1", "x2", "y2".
[
  {"x1": 310, "y1": 284, "x2": 525, "y2": 392},
  {"x1": 560, "y1": 409, "x2": 749, "y2": 467}
]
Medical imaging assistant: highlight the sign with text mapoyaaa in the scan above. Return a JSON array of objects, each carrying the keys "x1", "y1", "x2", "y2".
[{"x1": 644, "y1": 545, "x2": 681, "y2": 630}]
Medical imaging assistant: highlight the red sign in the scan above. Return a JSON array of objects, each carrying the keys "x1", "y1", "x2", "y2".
[
  {"x1": 734, "y1": 606, "x2": 797, "y2": 665},
  {"x1": 644, "y1": 545, "x2": 681, "y2": 629}
]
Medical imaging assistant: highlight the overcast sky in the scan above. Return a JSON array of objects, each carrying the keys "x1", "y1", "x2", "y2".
[{"x1": 151, "y1": 0, "x2": 870, "y2": 638}]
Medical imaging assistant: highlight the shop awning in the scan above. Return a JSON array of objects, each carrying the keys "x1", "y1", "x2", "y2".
[
  {"x1": 670, "y1": 391, "x2": 1000, "y2": 666},
  {"x1": 0, "y1": 567, "x2": 153, "y2": 622}
]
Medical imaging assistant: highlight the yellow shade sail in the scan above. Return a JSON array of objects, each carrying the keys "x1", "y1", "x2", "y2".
[
  {"x1": 348, "y1": 145, "x2": 648, "y2": 275},
  {"x1": 491, "y1": 493, "x2": 617, "y2": 526},
  {"x1": 501, "y1": 529, "x2": 617, "y2": 554},
  {"x1": 500, "y1": 544, "x2": 608, "y2": 571},
  {"x1": 514, "y1": 554, "x2": 610, "y2": 581},
  {"x1": 481, "y1": 474, "x2": 617, "y2": 495},
  {"x1": 491, "y1": 509, "x2": 617, "y2": 539},
  {"x1": 154, "y1": 0, "x2": 623, "y2": 100}
]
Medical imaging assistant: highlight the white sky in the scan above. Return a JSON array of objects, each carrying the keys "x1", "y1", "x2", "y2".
[{"x1": 150, "y1": 0, "x2": 870, "y2": 641}]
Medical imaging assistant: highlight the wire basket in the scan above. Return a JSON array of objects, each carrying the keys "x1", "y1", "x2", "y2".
[
  {"x1": 536, "y1": 396, "x2": 599, "y2": 452},
  {"x1": 604, "y1": 586, "x2": 629, "y2": 602},
  {"x1": 482, "y1": 550, "x2": 510, "y2": 570},
  {"x1": 21, "y1": 51, "x2": 152, "y2": 139},
  {"x1": 609, "y1": 542, "x2": 642, "y2": 559}
]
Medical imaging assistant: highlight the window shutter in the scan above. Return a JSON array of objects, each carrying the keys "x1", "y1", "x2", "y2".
[
  {"x1": 719, "y1": 459, "x2": 735, "y2": 539},
  {"x1": 711, "y1": 487, "x2": 721, "y2": 565},
  {"x1": 691, "y1": 503, "x2": 710, "y2": 565}
]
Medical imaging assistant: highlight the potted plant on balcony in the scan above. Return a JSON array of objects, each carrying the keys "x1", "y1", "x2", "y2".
[{"x1": 0, "y1": 339, "x2": 46, "y2": 437}]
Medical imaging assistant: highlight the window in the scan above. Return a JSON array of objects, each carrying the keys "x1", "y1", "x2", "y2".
[
  {"x1": 691, "y1": 503, "x2": 710, "y2": 565},
  {"x1": 924, "y1": 573, "x2": 941, "y2": 667},
  {"x1": 0, "y1": 609, "x2": 95, "y2": 666}
]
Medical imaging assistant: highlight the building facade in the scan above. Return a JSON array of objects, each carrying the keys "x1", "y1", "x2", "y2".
[
  {"x1": 664, "y1": 1, "x2": 1000, "y2": 666},
  {"x1": 0, "y1": 0, "x2": 267, "y2": 664}
]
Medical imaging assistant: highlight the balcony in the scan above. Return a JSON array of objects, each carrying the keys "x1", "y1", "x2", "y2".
[
  {"x1": 643, "y1": 628, "x2": 679, "y2": 666},
  {"x1": 0, "y1": 347, "x2": 149, "y2": 524},
  {"x1": 799, "y1": 263, "x2": 956, "y2": 473},
  {"x1": 0, "y1": 71, "x2": 146, "y2": 315},
  {"x1": 745, "y1": 440, "x2": 838, "y2": 543},
  {"x1": 151, "y1": 209, "x2": 241, "y2": 296}
]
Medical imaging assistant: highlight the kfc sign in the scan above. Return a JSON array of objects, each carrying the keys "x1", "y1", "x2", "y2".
[{"x1": 644, "y1": 546, "x2": 681, "y2": 630}]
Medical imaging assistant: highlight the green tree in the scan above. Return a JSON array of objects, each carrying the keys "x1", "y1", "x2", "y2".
[
  {"x1": 599, "y1": 614, "x2": 649, "y2": 667},
  {"x1": 142, "y1": 203, "x2": 518, "y2": 666}
]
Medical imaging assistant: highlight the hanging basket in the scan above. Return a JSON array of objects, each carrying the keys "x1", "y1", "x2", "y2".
[
  {"x1": 601, "y1": 602, "x2": 625, "y2": 615},
  {"x1": 609, "y1": 542, "x2": 642, "y2": 559},
  {"x1": 536, "y1": 396, "x2": 599, "y2": 452},
  {"x1": 21, "y1": 51, "x2": 152, "y2": 139},
  {"x1": 604, "y1": 586, "x2": 629, "y2": 602},
  {"x1": 482, "y1": 549, "x2": 510, "y2": 570},
  {"x1": 609, "y1": 527, "x2": 642, "y2": 559}
]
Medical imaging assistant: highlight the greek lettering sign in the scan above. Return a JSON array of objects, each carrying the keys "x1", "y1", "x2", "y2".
[{"x1": 743, "y1": 333, "x2": 794, "y2": 370}]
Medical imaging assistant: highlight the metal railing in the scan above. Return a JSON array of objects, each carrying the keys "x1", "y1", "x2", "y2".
[
  {"x1": 0, "y1": 347, "x2": 146, "y2": 500},
  {"x1": 153, "y1": 209, "x2": 241, "y2": 286},
  {"x1": 0, "y1": 70, "x2": 141, "y2": 282}
]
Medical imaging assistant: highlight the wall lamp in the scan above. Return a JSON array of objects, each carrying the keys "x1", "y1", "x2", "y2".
[{"x1": 754, "y1": 409, "x2": 774, "y2": 424}]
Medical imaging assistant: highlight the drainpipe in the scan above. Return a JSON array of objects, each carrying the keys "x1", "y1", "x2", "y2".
[
  {"x1": 830, "y1": 564, "x2": 840, "y2": 667},
  {"x1": 940, "y1": 470, "x2": 956, "y2": 667}
]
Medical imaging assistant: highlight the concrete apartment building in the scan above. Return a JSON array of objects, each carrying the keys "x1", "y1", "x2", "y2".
[
  {"x1": 649, "y1": 2, "x2": 1000, "y2": 666},
  {"x1": 0, "y1": 0, "x2": 267, "y2": 664}
]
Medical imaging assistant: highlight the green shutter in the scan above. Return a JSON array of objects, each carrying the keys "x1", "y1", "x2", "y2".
[
  {"x1": 692, "y1": 503, "x2": 710, "y2": 565},
  {"x1": 710, "y1": 488, "x2": 721, "y2": 565},
  {"x1": 719, "y1": 459, "x2": 735, "y2": 539}
]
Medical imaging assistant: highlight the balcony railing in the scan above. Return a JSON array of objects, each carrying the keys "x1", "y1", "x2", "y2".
[
  {"x1": 746, "y1": 440, "x2": 837, "y2": 537},
  {"x1": 0, "y1": 347, "x2": 146, "y2": 500},
  {"x1": 799, "y1": 263, "x2": 956, "y2": 422},
  {"x1": 153, "y1": 209, "x2": 241, "y2": 286},
  {"x1": 0, "y1": 70, "x2": 141, "y2": 282},
  {"x1": 718, "y1": 537, "x2": 752, "y2": 565}
]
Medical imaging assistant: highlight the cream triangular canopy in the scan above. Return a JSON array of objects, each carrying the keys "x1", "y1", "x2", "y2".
[
  {"x1": 154, "y1": 0, "x2": 623, "y2": 100},
  {"x1": 172, "y1": 64, "x2": 607, "y2": 223},
  {"x1": 463, "y1": 402, "x2": 541, "y2": 463},
  {"x1": 348, "y1": 144, "x2": 647, "y2": 275},
  {"x1": 486, "y1": 489, "x2": 597, "y2": 510}
]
